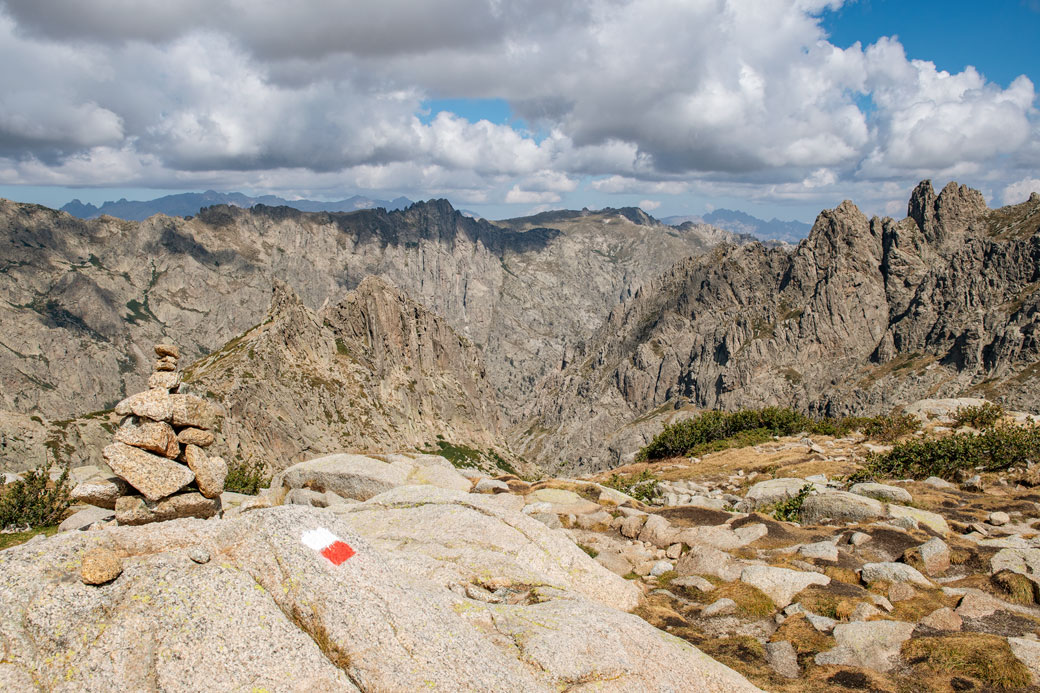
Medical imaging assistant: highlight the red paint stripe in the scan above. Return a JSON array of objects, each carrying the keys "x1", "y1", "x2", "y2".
[{"x1": 320, "y1": 540, "x2": 356, "y2": 565}]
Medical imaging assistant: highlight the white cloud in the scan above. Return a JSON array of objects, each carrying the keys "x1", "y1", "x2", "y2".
[
  {"x1": 504, "y1": 186, "x2": 560, "y2": 204},
  {"x1": 1003, "y1": 178, "x2": 1040, "y2": 205},
  {"x1": 0, "y1": 0, "x2": 1035, "y2": 212},
  {"x1": 638, "y1": 199, "x2": 661, "y2": 211}
]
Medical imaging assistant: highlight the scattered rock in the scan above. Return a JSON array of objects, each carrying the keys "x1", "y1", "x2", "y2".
[
  {"x1": 955, "y1": 591, "x2": 1004, "y2": 619},
  {"x1": 740, "y1": 565, "x2": 830, "y2": 608},
  {"x1": 1008, "y1": 637, "x2": 1040, "y2": 685},
  {"x1": 886, "y1": 504, "x2": 950, "y2": 536},
  {"x1": 860, "y1": 562, "x2": 932, "y2": 588},
  {"x1": 188, "y1": 546, "x2": 211, "y2": 564},
  {"x1": 765, "y1": 640, "x2": 800, "y2": 679},
  {"x1": 701, "y1": 598, "x2": 738, "y2": 617},
  {"x1": 671, "y1": 575, "x2": 714, "y2": 592},
  {"x1": 849, "y1": 602, "x2": 881, "y2": 621},
  {"x1": 79, "y1": 547, "x2": 123, "y2": 585},
  {"x1": 921, "y1": 607, "x2": 962, "y2": 631},
  {"x1": 915, "y1": 537, "x2": 951, "y2": 576},
  {"x1": 924, "y1": 476, "x2": 956, "y2": 490},
  {"x1": 576, "y1": 510, "x2": 613, "y2": 530},
  {"x1": 801, "y1": 491, "x2": 884, "y2": 524},
  {"x1": 649, "y1": 560, "x2": 673, "y2": 577},
  {"x1": 639, "y1": 514, "x2": 680, "y2": 548},
  {"x1": 850, "y1": 482, "x2": 913, "y2": 504},
  {"x1": 474, "y1": 478, "x2": 509, "y2": 493},
  {"x1": 849, "y1": 531, "x2": 871, "y2": 546},
  {"x1": 989, "y1": 511, "x2": 1011, "y2": 527},
  {"x1": 814, "y1": 620, "x2": 915, "y2": 672},
  {"x1": 738, "y1": 478, "x2": 819, "y2": 511},
  {"x1": 620, "y1": 514, "x2": 646, "y2": 538},
  {"x1": 798, "y1": 541, "x2": 839, "y2": 562},
  {"x1": 59, "y1": 506, "x2": 115, "y2": 532},
  {"x1": 675, "y1": 545, "x2": 744, "y2": 582}
]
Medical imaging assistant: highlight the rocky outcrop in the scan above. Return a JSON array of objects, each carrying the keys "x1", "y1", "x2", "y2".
[
  {"x1": 178, "y1": 277, "x2": 509, "y2": 474},
  {"x1": 518, "y1": 181, "x2": 1040, "y2": 472},
  {"x1": 0, "y1": 496, "x2": 762, "y2": 692}
]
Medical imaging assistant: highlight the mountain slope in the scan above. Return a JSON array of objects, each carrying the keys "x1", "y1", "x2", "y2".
[
  {"x1": 0, "y1": 198, "x2": 729, "y2": 426},
  {"x1": 516, "y1": 182, "x2": 1040, "y2": 473},
  {"x1": 177, "y1": 276, "x2": 505, "y2": 473}
]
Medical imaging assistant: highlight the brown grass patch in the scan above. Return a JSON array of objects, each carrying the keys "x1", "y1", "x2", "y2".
[
  {"x1": 902, "y1": 633, "x2": 1034, "y2": 690},
  {"x1": 771, "y1": 613, "x2": 834, "y2": 655},
  {"x1": 889, "y1": 588, "x2": 957, "y2": 623},
  {"x1": 683, "y1": 576, "x2": 777, "y2": 618}
]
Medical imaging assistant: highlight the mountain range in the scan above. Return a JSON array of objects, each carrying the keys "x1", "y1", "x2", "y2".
[
  {"x1": 60, "y1": 191, "x2": 413, "y2": 221},
  {"x1": 662, "y1": 209, "x2": 811, "y2": 243},
  {"x1": 3, "y1": 182, "x2": 1038, "y2": 478}
]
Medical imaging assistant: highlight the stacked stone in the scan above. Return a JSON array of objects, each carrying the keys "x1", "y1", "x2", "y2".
[{"x1": 79, "y1": 344, "x2": 227, "y2": 526}]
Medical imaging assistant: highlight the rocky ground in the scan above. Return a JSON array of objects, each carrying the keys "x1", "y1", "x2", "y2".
[{"x1": 5, "y1": 401, "x2": 1040, "y2": 691}]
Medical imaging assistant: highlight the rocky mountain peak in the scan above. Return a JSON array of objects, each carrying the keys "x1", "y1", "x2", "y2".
[{"x1": 908, "y1": 179, "x2": 988, "y2": 245}]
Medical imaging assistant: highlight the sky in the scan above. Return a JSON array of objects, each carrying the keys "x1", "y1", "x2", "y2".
[{"x1": 0, "y1": 0, "x2": 1037, "y2": 223}]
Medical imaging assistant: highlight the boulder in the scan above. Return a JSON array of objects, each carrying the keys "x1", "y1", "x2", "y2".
[
  {"x1": 72, "y1": 475, "x2": 131, "y2": 509},
  {"x1": 275, "y1": 453, "x2": 442, "y2": 501},
  {"x1": 739, "y1": 565, "x2": 830, "y2": 608},
  {"x1": 849, "y1": 482, "x2": 912, "y2": 504},
  {"x1": 620, "y1": 515, "x2": 646, "y2": 538},
  {"x1": 474, "y1": 478, "x2": 509, "y2": 493},
  {"x1": 860, "y1": 562, "x2": 932, "y2": 588},
  {"x1": 886, "y1": 504, "x2": 950, "y2": 536},
  {"x1": 920, "y1": 607, "x2": 962, "y2": 631},
  {"x1": 738, "y1": 478, "x2": 819, "y2": 511},
  {"x1": 800, "y1": 491, "x2": 884, "y2": 524},
  {"x1": 701, "y1": 598, "x2": 738, "y2": 617},
  {"x1": 115, "y1": 492, "x2": 222, "y2": 525},
  {"x1": 154, "y1": 343, "x2": 180, "y2": 359},
  {"x1": 675, "y1": 545, "x2": 745, "y2": 582},
  {"x1": 527, "y1": 487, "x2": 601, "y2": 515},
  {"x1": 915, "y1": 537, "x2": 951, "y2": 576},
  {"x1": 114, "y1": 389, "x2": 174, "y2": 422},
  {"x1": 103, "y1": 442, "x2": 194, "y2": 502},
  {"x1": 814, "y1": 620, "x2": 915, "y2": 672},
  {"x1": 676, "y1": 523, "x2": 766, "y2": 551},
  {"x1": 79, "y1": 547, "x2": 123, "y2": 585},
  {"x1": 114, "y1": 417, "x2": 180, "y2": 458},
  {"x1": 990, "y1": 511, "x2": 1011, "y2": 526},
  {"x1": 639, "y1": 514, "x2": 680, "y2": 548},
  {"x1": 185, "y1": 451, "x2": 227, "y2": 499},
  {"x1": 59, "y1": 506, "x2": 115, "y2": 532},
  {"x1": 1008, "y1": 637, "x2": 1040, "y2": 685},
  {"x1": 765, "y1": 640, "x2": 800, "y2": 679},
  {"x1": 177, "y1": 427, "x2": 215, "y2": 447},
  {"x1": 798, "y1": 541, "x2": 839, "y2": 562}
]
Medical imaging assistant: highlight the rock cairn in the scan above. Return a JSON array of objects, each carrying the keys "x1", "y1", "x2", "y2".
[{"x1": 73, "y1": 344, "x2": 227, "y2": 525}]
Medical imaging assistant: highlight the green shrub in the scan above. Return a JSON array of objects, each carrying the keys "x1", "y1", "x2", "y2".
[
  {"x1": 849, "y1": 422, "x2": 1040, "y2": 483},
  {"x1": 604, "y1": 469, "x2": 659, "y2": 502},
  {"x1": 951, "y1": 402, "x2": 1006, "y2": 429},
  {"x1": 770, "y1": 483, "x2": 814, "y2": 522},
  {"x1": 0, "y1": 462, "x2": 71, "y2": 530},
  {"x1": 224, "y1": 456, "x2": 271, "y2": 495},
  {"x1": 638, "y1": 407, "x2": 923, "y2": 461}
]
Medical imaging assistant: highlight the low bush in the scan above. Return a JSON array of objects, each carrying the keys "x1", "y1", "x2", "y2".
[
  {"x1": 224, "y1": 456, "x2": 271, "y2": 495},
  {"x1": 770, "y1": 483, "x2": 814, "y2": 522},
  {"x1": 604, "y1": 469, "x2": 659, "y2": 502},
  {"x1": 0, "y1": 462, "x2": 71, "y2": 530},
  {"x1": 849, "y1": 422, "x2": 1040, "y2": 483},
  {"x1": 951, "y1": 402, "x2": 1006, "y2": 429},
  {"x1": 638, "y1": 407, "x2": 920, "y2": 461}
]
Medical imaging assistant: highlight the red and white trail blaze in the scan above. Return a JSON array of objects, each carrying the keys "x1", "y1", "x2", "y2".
[{"x1": 301, "y1": 527, "x2": 356, "y2": 565}]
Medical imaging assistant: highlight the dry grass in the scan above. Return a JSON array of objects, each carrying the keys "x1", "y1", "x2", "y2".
[
  {"x1": 902, "y1": 633, "x2": 1034, "y2": 690},
  {"x1": 888, "y1": 588, "x2": 957, "y2": 623},
  {"x1": 681, "y1": 576, "x2": 777, "y2": 618},
  {"x1": 991, "y1": 570, "x2": 1040, "y2": 605},
  {"x1": 771, "y1": 613, "x2": 834, "y2": 655}
]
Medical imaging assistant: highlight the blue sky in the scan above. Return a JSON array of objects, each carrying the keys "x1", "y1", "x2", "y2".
[{"x1": 0, "y1": 0, "x2": 1037, "y2": 223}]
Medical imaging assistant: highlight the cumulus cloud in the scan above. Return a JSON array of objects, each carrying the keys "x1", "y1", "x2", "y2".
[
  {"x1": 638, "y1": 199, "x2": 660, "y2": 211},
  {"x1": 1003, "y1": 178, "x2": 1040, "y2": 205},
  {"x1": 0, "y1": 0, "x2": 1036, "y2": 211}
]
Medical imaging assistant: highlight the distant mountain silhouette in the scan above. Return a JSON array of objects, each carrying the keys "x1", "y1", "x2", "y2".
[
  {"x1": 662, "y1": 209, "x2": 810, "y2": 243},
  {"x1": 60, "y1": 190, "x2": 412, "y2": 221}
]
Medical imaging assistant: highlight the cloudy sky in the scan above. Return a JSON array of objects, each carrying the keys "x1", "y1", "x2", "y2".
[{"x1": 0, "y1": 0, "x2": 1037, "y2": 221}]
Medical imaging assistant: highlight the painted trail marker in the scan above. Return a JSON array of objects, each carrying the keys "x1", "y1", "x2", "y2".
[{"x1": 301, "y1": 527, "x2": 356, "y2": 566}]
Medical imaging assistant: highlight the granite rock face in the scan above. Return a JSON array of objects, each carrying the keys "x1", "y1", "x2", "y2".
[
  {"x1": 518, "y1": 181, "x2": 1040, "y2": 472},
  {"x1": 0, "y1": 501, "x2": 761, "y2": 692}
]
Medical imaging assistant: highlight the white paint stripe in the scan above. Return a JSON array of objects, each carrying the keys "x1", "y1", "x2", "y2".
[{"x1": 301, "y1": 527, "x2": 338, "y2": 551}]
